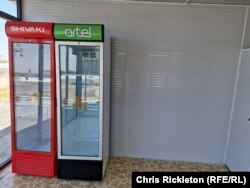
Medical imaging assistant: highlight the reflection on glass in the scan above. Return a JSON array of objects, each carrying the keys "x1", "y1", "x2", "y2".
[
  {"x1": 0, "y1": 18, "x2": 11, "y2": 168},
  {"x1": 13, "y1": 43, "x2": 51, "y2": 152},
  {"x1": 60, "y1": 45, "x2": 100, "y2": 157},
  {"x1": 0, "y1": 0, "x2": 18, "y2": 17}
]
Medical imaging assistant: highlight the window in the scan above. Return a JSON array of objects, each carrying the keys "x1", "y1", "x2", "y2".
[
  {"x1": 0, "y1": 0, "x2": 22, "y2": 21},
  {"x1": 0, "y1": 0, "x2": 22, "y2": 169},
  {"x1": 0, "y1": 18, "x2": 11, "y2": 168}
]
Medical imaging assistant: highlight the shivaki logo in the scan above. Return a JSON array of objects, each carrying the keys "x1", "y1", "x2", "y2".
[{"x1": 10, "y1": 26, "x2": 45, "y2": 33}]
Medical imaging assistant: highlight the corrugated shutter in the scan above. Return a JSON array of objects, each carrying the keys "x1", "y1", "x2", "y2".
[
  {"x1": 225, "y1": 49, "x2": 250, "y2": 171},
  {"x1": 23, "y1": 0, "x2": 245, "y2": 164}
]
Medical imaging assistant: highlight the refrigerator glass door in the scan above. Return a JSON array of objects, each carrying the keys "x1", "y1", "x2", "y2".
[
  {"x1": 13, "y1": 43, "x2": 51, "y2": 152},
  {"x1": 58, "y1": 44, "x2": 102, "y2": 158}
]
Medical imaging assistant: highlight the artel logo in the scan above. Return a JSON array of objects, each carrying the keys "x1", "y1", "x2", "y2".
[
  {"x1": 64, "y1": 27, "x2": 91, "y2": 38},
  {"x1": 10, "y1": 26, "x2": 45, "y2": 33}
]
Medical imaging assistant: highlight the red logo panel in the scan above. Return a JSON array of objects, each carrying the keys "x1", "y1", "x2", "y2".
[{"x1": 5, "y1": 21, "x2": 53, "y2": 39}]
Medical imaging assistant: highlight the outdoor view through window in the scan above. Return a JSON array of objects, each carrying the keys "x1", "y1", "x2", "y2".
[
  {"x1": 0, "y1": 0, "x2": 19, "y2": 168},
  {"x1": 0, "y1": 18, "x2": 11, "y2": 167}
]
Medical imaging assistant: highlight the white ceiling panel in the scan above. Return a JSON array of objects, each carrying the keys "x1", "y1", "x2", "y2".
[{"x1": 129, "y1": 0, "x2": 250, "y2": 5}]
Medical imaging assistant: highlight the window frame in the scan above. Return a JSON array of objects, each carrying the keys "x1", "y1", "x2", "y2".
[
  {"x1": 0, "y1": 0, "x2": 22, "y2": 170},
  {"x1": 0, "y1": 0, "x2": 22, "y2": 21}
]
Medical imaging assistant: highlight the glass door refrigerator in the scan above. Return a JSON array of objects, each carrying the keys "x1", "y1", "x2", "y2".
[
  {"x1": 5, "y1": 21, "x2": 56, "y2": 176},
  {"x1": 54, "y1": 24, "x2": 110, "y2": 180}
]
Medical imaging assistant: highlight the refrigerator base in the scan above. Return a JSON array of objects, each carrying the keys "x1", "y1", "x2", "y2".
[
  {"x1": 12, "y1": 153, "x2": 55, "y2": 177},
  {"x1": 58, "y1": 159, "x2": 103, "y2": 180}
]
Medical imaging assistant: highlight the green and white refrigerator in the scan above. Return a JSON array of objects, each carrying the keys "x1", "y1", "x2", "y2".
[{"x1": 54, "y1": 24, "x2": 110, "y2": 180}]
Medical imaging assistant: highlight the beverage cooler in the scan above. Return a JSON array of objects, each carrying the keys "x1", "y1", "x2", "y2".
[
  {"x1": 5, "y1": 21, "x2": 56, "y2": 177},
  {"x1": 54, "y1": 24, "x2": 110, "y2": 180}
]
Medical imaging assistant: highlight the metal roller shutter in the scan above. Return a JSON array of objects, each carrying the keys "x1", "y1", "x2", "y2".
[{"x1": 23, "y1": 0, "x2": 245, "y2": 164}]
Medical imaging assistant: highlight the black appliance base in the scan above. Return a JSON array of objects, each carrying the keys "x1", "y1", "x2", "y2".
[{"x1": 58, "y1": 159, "x2": 103, "y2": 180}]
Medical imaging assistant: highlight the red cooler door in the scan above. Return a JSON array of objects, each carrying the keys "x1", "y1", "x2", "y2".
[{"x1": 11, "y1": 41, "x2": 55, "y2": 176}]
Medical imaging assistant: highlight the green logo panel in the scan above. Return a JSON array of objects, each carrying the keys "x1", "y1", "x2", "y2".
[{"x1": 54, "y1": 24, "x2": 103, "y2": 41}]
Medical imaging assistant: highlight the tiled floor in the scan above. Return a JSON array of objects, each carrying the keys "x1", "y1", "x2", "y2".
[{"x1": 0, "y1": 157, "x2": 228, "y2": 188}]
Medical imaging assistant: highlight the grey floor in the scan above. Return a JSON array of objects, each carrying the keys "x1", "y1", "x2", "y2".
[{"x1": 0, "y1": 127, "x2": 11, "y2": 166}]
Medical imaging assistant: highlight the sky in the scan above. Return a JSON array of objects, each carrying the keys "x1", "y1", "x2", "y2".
[
  {"x1": 0, "y1": 19, "x2": 8, "y2": 61},
  {"x1": 0, "y1": 0, "x2": 17, "y2": 61}
]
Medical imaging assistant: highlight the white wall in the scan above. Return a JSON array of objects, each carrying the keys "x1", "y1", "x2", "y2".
[
  {"x1": 23, "y1": 0, "x2": 246, "y2": 164},
  {"x1": 225, "y1": 49, "x2": 250, "y2": 171}
]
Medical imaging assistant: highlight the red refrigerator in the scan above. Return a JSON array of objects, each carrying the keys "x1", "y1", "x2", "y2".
[{"x1": 5, "y1": 21, "x2": 56, "y2": 177}]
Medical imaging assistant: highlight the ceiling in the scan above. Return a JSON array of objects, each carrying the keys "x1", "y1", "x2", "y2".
[{"x1": 126, "y1": 0, "x2": 250, "y2": 5}]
